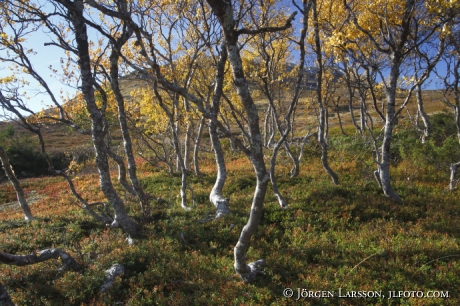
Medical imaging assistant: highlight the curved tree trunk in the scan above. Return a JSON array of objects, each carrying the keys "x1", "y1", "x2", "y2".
[
  {"x1": 193, "y1": 116, "x2": 205, "y2": 176},
  {"x1": 209, "y1": 120, "x2": 230, "y2": 217},
  {"x1": 67, "y1": 0, "x2": 139, "y2": 236},
  {"x1": 0, "y1": 249, "x2": 81, "y2": 305},
  {"x1": 205, "y1": 0, "x2": 296, "y2": 282},
  {"x1": 416, "y1": 84, "x2": 430, "y2": 143},
  {"x1": 108, "y1": 28, "x2": 151, "y2": 216},
  {"x1": 106, "y1": 147, "x2": 136, "y2": 196},
  {"x1": 378, "y1": 61, "x2": 402, "y2": 202},
  {"x1": 208, "y1": 44, "x2": 230, "y2": 217},
  {"x1": 312, "y1": 0, "x2": 339, "y2": 185},
  {"x1": 0, "y1": 146, "x2": 34, "y2": 221}
]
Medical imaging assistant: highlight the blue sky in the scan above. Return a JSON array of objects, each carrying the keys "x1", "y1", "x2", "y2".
[
  {"x1": 0, "y1": 3, "x2": 450, "y2": 116},
  {"x1": 0, "y1": 27, "x2": 75, "y2": 115}
]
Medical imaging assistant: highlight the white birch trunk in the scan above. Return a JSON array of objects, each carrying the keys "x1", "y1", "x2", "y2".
[
  {"x1": 67, "y1": 0, "x2": 139, "y2": 236},
  {"x1": 205, "y1": 0, "x2": 295, "y2": 282},
  {"x1": 193, "y1": 116, "x2": 205, "y2": 176},
  {"x1": 0, "y1": 146, "x2": 34, "y2": 221},
  {"x1": 106, "y1": 147, "x2": 136, "y2": 196},
  {"x1": 312, "y1": 0, "x2": 339, "y2": 185},
  {"x1": 416, "y1": 83, "x2": 430, "y2": 143},
  {"x1": 208, "y1": 46, "x2": 230, "y2": 217},
  {"x1": 378, "y1": 60, "x2": 402, "y2": 202},
  {"x1": 449, "y1": 162, "x2": 460, "y2": 191},
  {"x1": 184, "y1": 122, "x2": 192, "y2": 171},
  {"x1": 109, "y1": 35, "x2": 151, "y2": 216},
  {"x1": 209, "y1": 120, "x2": 230, "y2": 217}
]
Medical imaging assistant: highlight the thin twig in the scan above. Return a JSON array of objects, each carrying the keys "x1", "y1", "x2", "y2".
[
  {"x1": 411, "y1": 254, "x2": 460, "y2": 278},
  {"x1": 340, "y1": 251, "x2": 382, "y2": 288}
]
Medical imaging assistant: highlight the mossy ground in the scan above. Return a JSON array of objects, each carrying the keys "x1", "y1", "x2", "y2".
[{"x1": 1, "y1": 119, "x2": 460, "y2": 305}]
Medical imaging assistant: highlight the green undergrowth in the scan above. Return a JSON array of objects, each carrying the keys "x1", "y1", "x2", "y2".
[{"x1": 1, "y1": 117, "x2": 460, "y2": 305}]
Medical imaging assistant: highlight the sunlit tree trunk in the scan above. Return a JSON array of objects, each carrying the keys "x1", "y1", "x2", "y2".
[
  {"x1": 0, "y1": 146, "x2": 34, "y2": 221},
  {"x1": 312, "y1": 0, "x2": 339, "y2": 185},
  {"x1": 208, "y1": 46, "x2": 230, "y2": 217},
  {"x1": 206, "y1": 0, "x2": 296, "y2": 282},
  {"x1": 67, "y1": 0, "x2": 139, "y2": 236},
  {"x1": 109, "y1": 29, "x2": 150, "y2": 216},
  {"x1": 184, "y1": 122, "x2": 192, "y2": 171},
  {"x1": 377, "y1": 58, "x2": 402, "y2": 202},
  {"x1": 450, "y1": 162, "x2": 460, "y2": 191},
  {"x1": 193, "y1": 116, "x2": 205, "y2": 176}
]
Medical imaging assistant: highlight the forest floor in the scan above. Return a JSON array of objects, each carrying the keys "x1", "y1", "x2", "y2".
[
  {"x1": 1, "y1": 109, "x2": 460, "y2": 305},
  {"x1": 0, "y1": 87, "x2": 459, "y2": 305}
]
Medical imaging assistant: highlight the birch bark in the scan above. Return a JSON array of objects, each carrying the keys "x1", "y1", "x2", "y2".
[
  {"x1": 0, "y1": 146, "x2": 34, "y2": 221},
  {"x1": 65, "y1": 0, "x2": 139, "y2": 236},
  {"x1": 205, "y1": 0, "x2": 296, "y2": 281}
]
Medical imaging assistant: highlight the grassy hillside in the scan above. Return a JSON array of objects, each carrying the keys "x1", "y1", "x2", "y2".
[
  {"x1": 0, "y1": 111, "x2": 459, "y2": 304},
  {"x1": 0, "y1": 121, "x2": 91, "y2": 154}
]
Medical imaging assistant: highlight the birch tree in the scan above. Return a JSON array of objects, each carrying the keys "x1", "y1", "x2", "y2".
[
  {"x1": 318, "y1": 0, "x2": 451, "y2": 201},
  {"x1": 5, "y1": 0, "x2": 141, "y2": 235},
  {"x1": 0, "y1": 145, "x2": 33, "y2": 221},
  {"x1": 82, "y1": 0, "x2": 297, "y2": 281},
  {"x1": 204, "y1": 0, "x2": 297, "y2": 281},
  {"x1": 311, "y1": 0, "x2": 339, "y2": 184},
  {"x1": 0, "y1": 8, "x2": 116, "y2": 224},
  {"x1": 436, "y1": 11, "x2": 460, "y2": 189}
]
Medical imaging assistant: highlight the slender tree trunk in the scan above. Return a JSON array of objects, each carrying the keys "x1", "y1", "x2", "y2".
[
  {"x1": 285, "y1": 141, "x2": 300, "y2": 177},
  {"x1": 455, "y1": 105, "x2": 460, "y2": 144},
  {"x1": 208, "y1": 46, "x2": 230, "y2": 217},
  {"x1": 205, "y1": 0, "x2": 294, "y2": 282},
  {"x1": 209, "y1": 120, "x2": 230, "y2": 217},
  {"x1": 449, "y1": 162, "x2": 460, "y2": 191},
  {"x1": 378, "y1": 60, "x2": 402, "y2": 202},
  {"x1": 360, "y1": 98, "x2": 366, "y2": 132},
  {"x1": 263, "y1": 107, "x2": 270, "y2": 147},
  {"x1": 416, "y1": 83, "x2": 430, "y2": 143},
  {"x1": 0, "y1": 146, "x2": 33, "y2": 221},
  {"x1": 193, "y1": 116, "x2": 205, "y2": 176},
  {"x1": 108, "y1": 28, "x2": 151, "y2": 216},
  {"x1": 267, "y1": 107, "x2": 275, "y2": 148},
  {"x1": 106, "y1": 147, "x2": 136, "y2": 196},
  {"x1": 334, "y1": 97, "x2": 347, "y2": 136},
  {"x1": 312, "y1": 0, "x2": 339, "y2": 185},
  {"x1": 68, "y1": 0, "x2": 139, "y2": 236},
  {"x1": 173, "y1": 117, "x2": 190, "y2": 211},
  {"x1": 284, "y1": 0, "x2": 312, "y2": 179},
  {"x1": 269, "y1": 145, "x2": 287, "y2": 208},
  {"x1": 343, "y1": 64, "x2": 361, "y2": 134},
  {"x1": 184, "y1": 121, "x2": 192, "y2": 171}
]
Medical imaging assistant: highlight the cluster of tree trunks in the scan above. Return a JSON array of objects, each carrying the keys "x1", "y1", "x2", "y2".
[{"x1": 0, "y1": 0, "x2": 459, "y2": 286}]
